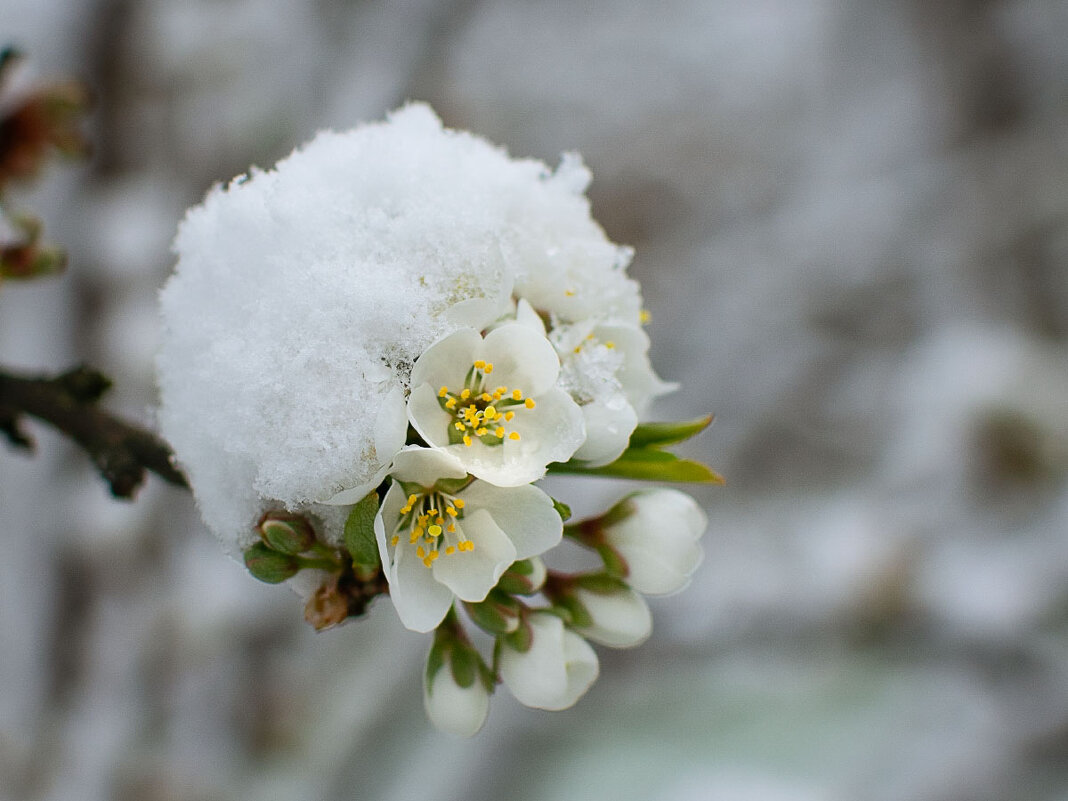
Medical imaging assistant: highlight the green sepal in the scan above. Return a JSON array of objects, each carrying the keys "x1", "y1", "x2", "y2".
[
  {"x1": 464, "y1": 591, "x2": 521, "y2": 635},
  {"x1": 343, "y1": 491, "x2": 381, "y2": 578},
  {"x1": 425, "y1": 639, "x2": 447, "y2": 688},
  {"x1": 449, "y1": 643, "x2": 478, "y2": 689},
  {"x1": 597, "y1": 544, "x2": 630, "y2": 578},
  {"x1": 495, "y1": 559, "x2": 541, "y2": 595},
  {"x1": 433, "y1": 475, "x2": 473, "y2": 495},
  {"x1": 243, "y1": 543, "x2": 299, "y2": 584},
  {"x1": 553, "y1": 595, "x2": 593, "y2": 628},
  {"x1": 502, "y1": 618, "x2": 533, "y2": 653},
  {"x1": 446, "y1": 424, "x2": 464, "y2": 445},
  {"x1": 628, "y1": 416, "x2": 713, "y2": 448},
  {"x1": 574, "y1": 573, "x2": 629, "y2": 594},
  {"x1": 551, "y1": 497, "x2": 572, "y2": 521},
  {"x1": 548, "y1": 446, "x2": 724, "y2": 484}
]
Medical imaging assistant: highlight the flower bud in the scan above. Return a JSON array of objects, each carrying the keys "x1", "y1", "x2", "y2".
[
  {"x1": 571, "y1": 586, "x2": 652, "y2": 648},
  {"x1": 424, "y1": 639, "x2": 490, "y2": 737},
  {"x1": 494, "y1": 556, "x2": 547, "y2": 595},
  {"x1": 259, "y1": 513, "x2": 315, "y2": 554},
  {"x1": 243, "y1": 542, "x2": 299, "y2": 583},
  {"x1": 602, "y1": 489, "x2": 707, "y2": 595},
  {"x1": 499, "y1": 613, "x2": 598, "y2": 711}
]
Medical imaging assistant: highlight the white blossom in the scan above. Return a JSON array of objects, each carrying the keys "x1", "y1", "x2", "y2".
[
  {"x1": 572, "y1": 586, "x2": 652, "y2": 648},
  {"x1": 408, "y1": 324, "x2": 586, "y2": 487},
  {"x1": 375, "y1": 447, "x2": 563, "y2": 632},
  {"x1": 603, "y1": 489, "x2": 708, "y2": 595},
  {"x1": 499, "y1": 613, "x2": 599, "y2": 711}
]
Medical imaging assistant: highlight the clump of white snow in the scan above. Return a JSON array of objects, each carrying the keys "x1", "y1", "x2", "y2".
[{"x1": 157, "y1": 103, "x2": 638, "y2": 551}]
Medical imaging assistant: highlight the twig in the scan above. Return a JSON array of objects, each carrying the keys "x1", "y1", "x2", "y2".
[{"x1": 0, "y1": 364, "x2": 187, "y2": 498}]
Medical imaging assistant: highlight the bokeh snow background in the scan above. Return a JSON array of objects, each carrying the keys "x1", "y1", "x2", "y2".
[{"x1": 3, "y1": 1, "x2": 1068, "y2": 799}]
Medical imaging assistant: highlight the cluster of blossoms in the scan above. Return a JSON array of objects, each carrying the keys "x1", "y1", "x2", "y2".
[{"x1": 157, "y1": 105, "x2": 718, "y2": 735}]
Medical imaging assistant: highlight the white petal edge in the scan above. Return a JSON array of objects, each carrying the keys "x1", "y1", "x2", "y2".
[
  {"x1": 424, "y1": 664, "x2": 490, "y2": 737},
  {"x1": 480, "y1": 323, "x2": 560, "y2": 397},
  {"x1": 459, "y1": 481, "x2": 562, "y2": 560},
  {"x1": 431, "y1": 509, "x2": 516, "y2": 602}
]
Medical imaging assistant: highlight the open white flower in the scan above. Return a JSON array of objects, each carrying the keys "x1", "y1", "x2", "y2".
[
  {"x1": 408, "y1": 324, "x2": 585, "y2": 486},
  {"x1": 603, "y1": 489, "x2": 708, "y2": 595},
  {"x1": 554, "y1": 320, "x2": 675, "y2": 466},
  {"x1": 375, "y1": 446, "x2": 563, "y2": 632},
  {"x1": 572, "y1": 586, "x2": 652, "y2": 648},
  {"x1": 499, "y1": 613, "x2": 599, "y2": 711}
]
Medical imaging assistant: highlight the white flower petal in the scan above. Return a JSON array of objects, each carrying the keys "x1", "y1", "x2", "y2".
[
  {"x1": 407, "y1": 383, "x2": 453, "y2": 451},
  {"x1": 480, "y1": 323, "x2": 559, "y2": 397},
  {"x1": 432, "y1": 509, "x2": 516, "y2": 602},
  {"x1": 424, "y1": 663, "x2": 490, "y2": 737},
  {"x1": 597, "y1": 323, "x2": 676, "y2": 413},
  {"x1": 390, "y1": 445, "x2": 467, "y2": 486},
  {"x1": 500, "y1": 613, "x2": 599, "y2": 711},
  {"x1": 459, "y1": 481, "x2": 562, "y2": 559},
  {"x1": 504, "y1": 386, "x2": 586, "y2": 464},
  {"x1": 571, "y1": 395, "x2": 638, "y2": 466},
  {"x1": 410, "y1": 328, "x2": 483, "y2": 394},
  {"x1": 574, "y1": 587, "x2": 652, "y2": 648},
  {"x1": 388, "y1": 543, "x2": 455, "y2": 632},
  {"x1": 513, "y1": 298, "x2": 547, "y2": 336}
]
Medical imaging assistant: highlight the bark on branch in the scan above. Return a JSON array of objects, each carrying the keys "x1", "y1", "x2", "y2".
[{"x1": 0, "y1": 364, "x2": 187, "y2": 498}]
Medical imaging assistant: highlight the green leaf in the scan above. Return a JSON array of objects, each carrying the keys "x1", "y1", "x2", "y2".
[
  {"x1": 551, "y1": 497, "x2": 572, "y2": 521},
  {"x1": 343, "y1": 491, "x2": 381, "y2": 575},
  {"x1": 548, "y1": 447, "x2": 725, "y2": 484},
  {"x1": 450, "y1": 644, "x2": 478, "y2": 688},
  {"x1": 628, "y1": 416, "x2": 713, "y2": 449}
]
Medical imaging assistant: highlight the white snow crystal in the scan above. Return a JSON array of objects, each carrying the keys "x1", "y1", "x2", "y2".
[{"x1": 157, "y1": 103, "x2": 638, "y2": 550}]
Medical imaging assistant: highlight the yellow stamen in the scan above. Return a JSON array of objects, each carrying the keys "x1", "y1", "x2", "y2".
[
  {"x1": 495, "y1": 427, "x2": 505, "y2": 438},
  {"x1": 509, "y1": 431, "x2": 521, "y2": 441},
  {"x1": 446, "y1": 506, "x2": 457, "y2": 516},
  {"x1": 463, "y1": 435, "x2": 472, "y2": 447},
  {"x1": 445, "y1": 397, "x2": 457, "y2": 409},
  {"x1": 640, "y1": 309, "x2": 651, "y2": 324},
  {"x1": 446, "y1": 546, "x2": 456, "y2": 555},
  {"x1": 524, "y1": 398, "x2": 536, "y2": 409},
  {"x1": 504, "y1": 411, "x2": 515, "y2": 421},
  {"x1": 454, "y1": 421, "x2": 465, "y2": 431},
  {"x1": 447, "y1": 522, "x2": 456, "y2": 533},
  {"x1": 473, "y1": 360, "x2": 485, "y2": 369},
  {"x1": 605, "y1": 341, "x2": 615, "y2": 349},
  {"x1": 438, "y1": 386, "x2": 448, "y2": 397},
  {"x1": 565, "y1": 289, "x2": 575, "y2": 297},
  {"x1": 460, "y1": 388, "x2": 471, "y2": 400},
  {"x1": 416, "y1": 546, "x2": 425, "y2": 559},
  {"x1": 484, "y1": 363, "x2": 493, "y2": 374},
  {"x1": 453, "y1": 499, "x2": 465, "y2": 509},
  {"x1": 391, "y1": 535, "x2": 399, "y2": 546},
  {"x1": 476, "y1": 427, "x2": 488, "y2": 436},
  {"x1": 512, "y1": 389, "x2": 523, "y2": 400},
  {"x1": 480, "y1": 392, "x2": 492, "y2": 402}
]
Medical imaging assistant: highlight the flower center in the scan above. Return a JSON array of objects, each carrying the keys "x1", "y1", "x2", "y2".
[
  {"x1": 437, "y1": 360, "x2": 536, "y2": 448},
  {"x1": 391, "y1": 490, "x2": 474, "y2": 568}
]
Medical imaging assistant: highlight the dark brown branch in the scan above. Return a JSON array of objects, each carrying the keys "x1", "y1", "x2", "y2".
[{"x1": 0, "y1": 364, "x2": 187, "y2": 498}]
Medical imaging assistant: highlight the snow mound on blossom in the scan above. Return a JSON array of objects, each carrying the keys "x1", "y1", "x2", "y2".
[{"x1": 157, "y1": 102, "x2": 638, "y2": 549}]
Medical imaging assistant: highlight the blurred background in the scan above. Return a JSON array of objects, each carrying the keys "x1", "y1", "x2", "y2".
[{"x1": 3, "y1": 1, "x2": 1068, "y2": 799}]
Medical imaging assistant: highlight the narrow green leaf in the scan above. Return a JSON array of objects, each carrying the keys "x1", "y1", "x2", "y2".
[
  {"x1": 343, "y1": 491, "x2": 381, "y2": 573},
  {"x1": 548, "y1": 448, "x2": 725, "y2": 484},
  {"x1": 628, "y1": 416, "x2": 713, "y2": 449}
]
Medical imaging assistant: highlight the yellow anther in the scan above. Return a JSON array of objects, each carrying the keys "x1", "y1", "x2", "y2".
[
  {"x1": 493, "y1": 390, "x2": 503, "y2": 401},
  {"x1": 639, "y1": 309, "x2": 651, "y2": 324},
  {"x1": 428, "y1": 524, "x2": 442, "y2": 537},
  {"x1": 509, "y1": 431, "x2": 521, "y2": 441},
  {"x1": 400, "y1": 505, "x2": 411, "y2": 514},
  {"x1": 438, "y1": 386, "x2": 448, "y2": 397},
  {"x1": 445, "y1": 397, "x2": 457, "y2": 410},
  {"x1": 495, "y1": 427, "x2": 505, "y2": 438},
  {"x1": 447, "y1": 522, "x2": 456, "y2": 533},
  {"x1": 480, "y1": 392, "x2": 492, "y2": 402},
  {"x1": 512, "y1": 389, "x2": 523, "y2": 400},
  {"x1": 495, "y1": 386, "x2": 507, "y2": 395},
  {"x1": 476, "y1": 427, "x2": 488, "y2": 436},
  {"x1": 573, "y1": 346, "x2": 582, "y2": 353},
  {"x1": 565, "y1": 289, "x2": 575, "y2": 297},
  {"x1": 409, "y1": 532, "x2": 420, "y2": 544},
  {"x1": 453, "y1": 499, "x2": 465, "y2": 509},
  {"x1": 524, "y1": 398, "x2": 536, "y2": 409},
  {"x1": 473, "y1": 360, "x2": 486, "y2": 370},
  {"x1": 429, "y1": 549, "x2": 439, "y2": 561},
  {"x1": 605, "y1": 341, "x2": 615, "y2": 349},
  {"x1": 460, "y1": 388, "x2": 471, "y2": 400},
  {"x1": 390, "y1": 535, "x2": 399, "y2": 546},
  {"x1": 463, "y1": 435, "x2": 472, "y2": 447},
  {"x1": 446, "y1": 506, "x2": 457, "y2": 516},
  {"x1": 407, "y1": 494, "x2": 418, "y2": 505},
  {"x1": 416, "y1": 546, "x2": 425, "y2": 559},
  {"x1": 484, "y1": 363, "x2": 494, "y2": 374},
  {"x1": 436, "y1": 517, "x2": 444, "y2": 525},
  {"x1": 504, "y1": 411, "x2": 515, "y2": 421},
  {"x1": 464, "y1": 541, "x2": 476, "y2": 552},
  {"x1": 446, "y1": 546, "x2": 456, "y2": 555},
  {"x1": 454, "y1": 421, "x2": 465, "y2": 431}
]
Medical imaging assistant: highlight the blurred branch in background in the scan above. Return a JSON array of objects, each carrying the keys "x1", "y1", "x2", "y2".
[{"x1": 0, "y1": 364, "x2": 186, "y2": 497}]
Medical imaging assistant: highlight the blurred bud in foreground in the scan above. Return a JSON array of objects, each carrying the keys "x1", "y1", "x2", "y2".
[{"x1": 499, "y1": 612, "x2": 598, "y2": 711}]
